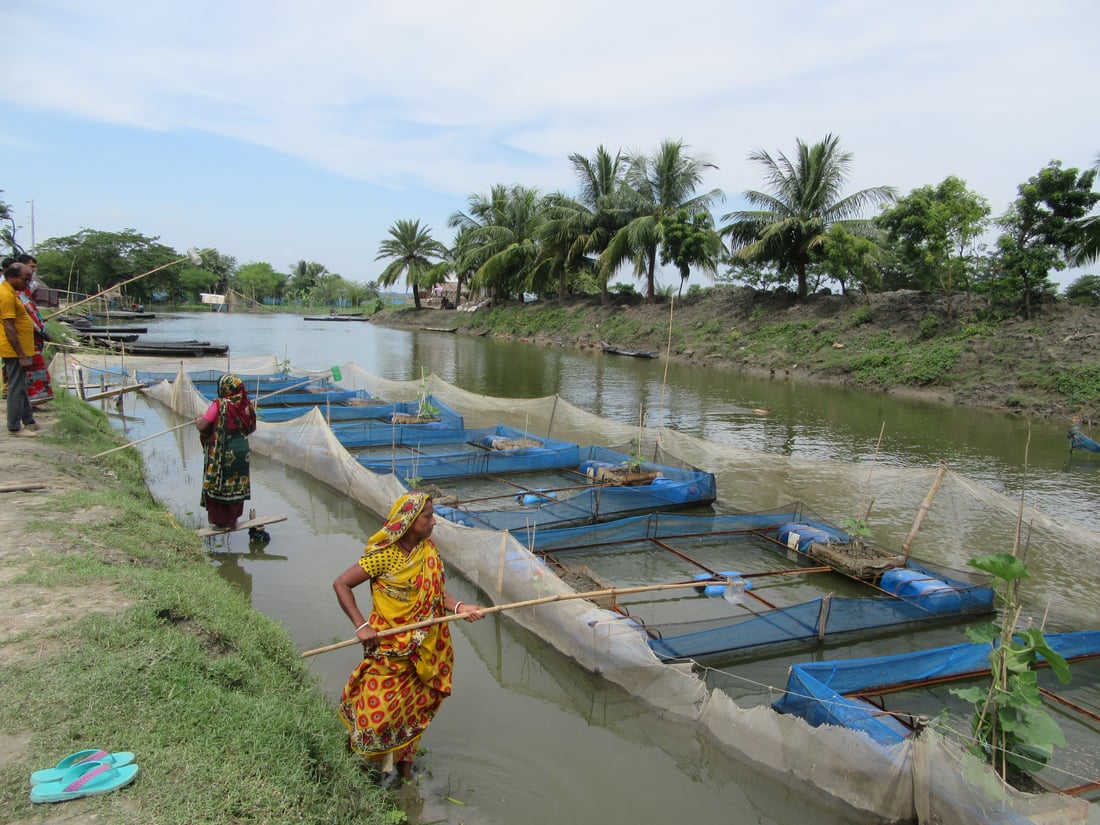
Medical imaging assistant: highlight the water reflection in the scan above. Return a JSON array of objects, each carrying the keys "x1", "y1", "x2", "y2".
[
  {"x1": 208, "y1": 545, "x2": 289, "y2": 601},
  {"x1": 101, "y1": 312, "x2": 1100, "y2": 824}
]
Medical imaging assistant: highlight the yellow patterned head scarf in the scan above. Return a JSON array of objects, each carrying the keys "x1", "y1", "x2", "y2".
[{"x1": 366, "y1": 492, "x2": 431, "y2": 552}]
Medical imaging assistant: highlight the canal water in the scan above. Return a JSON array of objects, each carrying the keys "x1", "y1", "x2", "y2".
[{"x1": 87, "y1": 310, "x2": 1100, "y2": 824}]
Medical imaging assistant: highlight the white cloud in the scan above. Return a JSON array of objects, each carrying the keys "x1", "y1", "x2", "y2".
[{"x1": 2, "y1": 0, "x2": 1098, "y2": 283}]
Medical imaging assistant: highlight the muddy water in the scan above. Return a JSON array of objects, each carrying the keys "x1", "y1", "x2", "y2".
[{"x1": 98, "y1": 310, "x2": 1100, "y2": 824}]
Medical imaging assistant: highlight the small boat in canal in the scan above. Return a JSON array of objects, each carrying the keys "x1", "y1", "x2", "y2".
[
  {"x1": 107, "y1": 339, "x2": 229, "y2": 357},
  {"x1": 601, "y1": 341, "x2": 658, "y2": 359}
]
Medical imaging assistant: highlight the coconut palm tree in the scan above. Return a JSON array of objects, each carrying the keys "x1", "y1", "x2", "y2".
[
  {"x1": 287, "y1": 260, "x2": 327, "y2": 296},
  {"x1": 602, "y1": 139, "x2": 723, "y2": 304},
  {"x1": 375, "y1": 219, "x2": 447, "y2": 310},
  {"x1": 1070, "y1": 153, "x2": 1100, "y2": 267},
  {"x1": 540, "y1": 146, "x2": 631, "y2": 302},
  {"x1": 448, "y1": 185, "x2": 546, "y2": 302},
  {"x1": 722, "y1": 134, "x2": 895, "y2": 299}
]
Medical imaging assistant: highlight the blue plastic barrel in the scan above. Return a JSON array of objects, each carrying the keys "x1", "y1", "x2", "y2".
[
  {"x1": 880, "y1": 568, "x2": 962, "y2": 614},
  {"x1": 516, "y1": 490, "x2": 556, "y2": 505},
  {"x1": 776, "y1": 523, "x2": 848, "y2": 553},
  {"x1": 693, "y1": 571, "x2": 753, "y2": 597}
]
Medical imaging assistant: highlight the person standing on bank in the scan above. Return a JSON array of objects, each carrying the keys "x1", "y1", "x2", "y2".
[
  {"x1": 333, "y1": 492, "x2": 484, "y2": 783},
  {"x1": 15, "y1": 254, "x2": 54, "y2": 407},
  {"x1": 1, "y1": 261, "x2": 39, "y2": 438},
  {"x1": 195, "y1": 374, "x2": 257, "y2": 529}
]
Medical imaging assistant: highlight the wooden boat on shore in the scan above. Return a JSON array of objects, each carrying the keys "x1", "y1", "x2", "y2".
[
  {"x1": 107, "y1": 339, "x2": 229, "y2": 357},
  {"x1": 76, "y1": 326, "x2": 148, "y2": 334},
  {"x1": 601, "y1": 341, "x2": 657, "y2": 359},
  {"x1": 90, "y1": 310, "x2": 157, "y2": 320},
  {"x1": 77, "y1": 331, "x2": 140, "y2": 344}
]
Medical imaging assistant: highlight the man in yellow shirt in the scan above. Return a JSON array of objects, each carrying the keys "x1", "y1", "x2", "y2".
[{"x1": 1, "y1": 261, "x2": 38, "y2": 437}]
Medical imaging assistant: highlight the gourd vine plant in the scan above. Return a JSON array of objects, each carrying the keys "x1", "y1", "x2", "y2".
[
  {"x1": 841, "y1": 517, "x2": 872, "y2": 540},
  {"x1": 415, "y1": 370, "x2": 439, "y2": 419},
  {"x1": 949, "y1": 552, "x2": 1070, "y2": 784},
  {"x1": 620, "y1": 437, "x2": 645, "y2": 472}
]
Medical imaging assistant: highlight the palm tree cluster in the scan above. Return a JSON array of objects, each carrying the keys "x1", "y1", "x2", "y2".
[
  {"x1": 376, "y1": 135, "x2": 1100, "y2": 314},
  {"x1": 377, "y1": 139, "x2": 728, "y2": 306}
]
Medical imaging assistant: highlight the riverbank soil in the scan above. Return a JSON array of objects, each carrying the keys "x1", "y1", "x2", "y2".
[
  {"x1": 0, "y1": 397, "x2": 396, "y2": 824},
  {"x1": 374, "y1": 287, "x2": 1100, "y2": 421}
]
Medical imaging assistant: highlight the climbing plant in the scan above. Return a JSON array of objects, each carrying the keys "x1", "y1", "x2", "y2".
[{"x1": 950, "y1": 552, "x2": 1070, "y2": 783}]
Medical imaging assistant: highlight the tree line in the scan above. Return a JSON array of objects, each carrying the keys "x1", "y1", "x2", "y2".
[{"x1": 3, "y1": 134, "x2": 1098, "y2": 317}]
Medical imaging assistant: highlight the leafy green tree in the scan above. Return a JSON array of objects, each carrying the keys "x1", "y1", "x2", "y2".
[
  {"x1": 603, "y1": 139, "x2": 722, "y2": 304},
  {"x1": 876, "y1": 176, "x2": 990, "y2": 293},
  {"x1": 344, "y1": 280, "x2": 380, "y2": 309},
  {"x1": 995, "y1": 161, "x2": 1099, "y2": 319},
  {"x1": 178, "y1": 266, "x2": 221, "y2": 302},
  {"x1": 287, "y1": 260, "x2": 328, "y2": 296},
  {"x1": 311, "y1": 272, "x2": 348, "y2": 307},
  {"x1": 375, "y1": 219, "x2": 448, "y2": 310},
  {"x1": 34, "y1": 229, "x2": 181, "y2": 303},
  {"x1": 232, "y1": 262, "x2": 285, "y2": 303},
  {"x1": 659, "y1": 208, "x2": 722, "y2": 297},
  {"x1": 722, "y1": 134, "x2": 895, "y2": 299},
  {"x1": 1065, "y1": 274, "x2": 1100, "y2": 306},
  {"x1": 819, "y1": 225, "x2": 885, "y2": 296},
  {"x1": 449, "y1": 185, "x2": 547, "y2": 303},
  {"x1": 197, "y1": 249, "x2": 238, "y2": 291}
]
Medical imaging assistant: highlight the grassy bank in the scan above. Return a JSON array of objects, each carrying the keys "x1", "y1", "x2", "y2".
[
  {"x1": 0, "y1": 391, "x2": 399, "y2": 824},
  {"x1": 371, "y1": 286, "x2": 1100, "y2": 421}
]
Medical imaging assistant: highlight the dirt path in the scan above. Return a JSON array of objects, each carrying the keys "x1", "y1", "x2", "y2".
[{"x1": 0, "y1": 410, "x2": 134, "y2": 824}]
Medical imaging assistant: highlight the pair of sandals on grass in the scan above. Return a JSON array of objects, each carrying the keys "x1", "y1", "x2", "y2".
[{"x1": 29, "y1": 749, "x2": 139, "y2": 804}]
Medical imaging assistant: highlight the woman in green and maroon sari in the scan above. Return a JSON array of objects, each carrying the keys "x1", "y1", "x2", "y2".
[{"x1": 195, "y1": 374, "x2": 257, "y2": 529}]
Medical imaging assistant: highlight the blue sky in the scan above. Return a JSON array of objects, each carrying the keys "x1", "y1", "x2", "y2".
[{"x1": 2, "y1": 0, "x2": 1098, "y2": 289}]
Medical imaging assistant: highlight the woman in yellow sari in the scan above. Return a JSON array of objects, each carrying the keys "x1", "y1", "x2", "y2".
[{"x1": 333, "y1": 492, "x2": 483, "y2": 782}]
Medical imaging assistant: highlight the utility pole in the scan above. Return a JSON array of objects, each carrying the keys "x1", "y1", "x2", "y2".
[{"x1": 27, "y1": 199, "x2": 35, "y2": 250}]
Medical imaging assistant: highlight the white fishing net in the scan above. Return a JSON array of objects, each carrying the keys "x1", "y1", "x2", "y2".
[{"x1": 52, "y1": 349, "x2": 1100, "y2": 824}]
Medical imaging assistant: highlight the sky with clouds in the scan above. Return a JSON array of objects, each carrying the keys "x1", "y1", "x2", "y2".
[{"x1": 2, "y1": 0, "x2": 1097, "y2": 289}]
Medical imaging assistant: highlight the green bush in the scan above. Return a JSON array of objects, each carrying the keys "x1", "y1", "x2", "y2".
[
  {"x1": 918, "y1": 315, "x2": 939, "y2": 340},
  {"x1": 852, "y1": 306, "x2": 874, "y2": 326},
  {"x1": 1054, "y1": 365, "x2": 1100, "y2": 406}
]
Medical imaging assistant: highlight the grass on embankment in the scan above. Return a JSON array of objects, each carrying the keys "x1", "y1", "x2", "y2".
[{"x1": 0, "y1": 390, "x2": 400, "y2": 824}]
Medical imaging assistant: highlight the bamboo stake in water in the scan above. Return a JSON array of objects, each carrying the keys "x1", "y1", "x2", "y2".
[
  {"x1": 299, "y1": 579, "x2": 717, "y2": 659},
  {"x1": 900, "y1": 460, "x2": 949, "y2": 559}
]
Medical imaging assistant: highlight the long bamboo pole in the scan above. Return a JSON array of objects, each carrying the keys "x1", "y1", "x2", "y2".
[
  {"x1": 44, "y1": 249, "x2": 203, "y2": 321},
  {"x1": 300, "y1": 579, "x2": 724, "y2": 659},
  {"x1": 901, "y1": 460, "x2": 949, "y2": 559},
  {"x1": 91, "y1": 370, "x2": 336, "y2": 458}
]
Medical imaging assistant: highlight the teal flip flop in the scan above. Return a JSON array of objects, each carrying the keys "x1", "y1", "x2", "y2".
[
  {"x1": 29, "y1": 761, "x2": 139, "y2": 803},
  {"x1": 30, "y1": 749, "x2": 136, "y2": 785}
]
